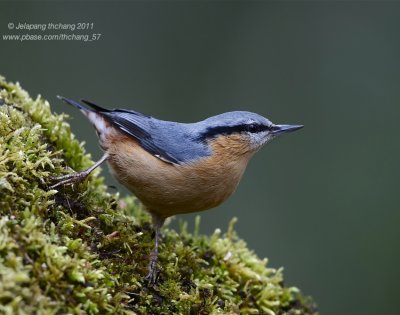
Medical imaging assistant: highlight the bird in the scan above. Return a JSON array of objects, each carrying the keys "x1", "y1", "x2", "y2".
[{"x1": 50, "y1": 96, "x2": 303, "y2": 284}]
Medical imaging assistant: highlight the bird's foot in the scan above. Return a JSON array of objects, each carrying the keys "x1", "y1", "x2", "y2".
[
  {"x1": 49, "y1": 171, "x2": 89, "y2": 189},
  {"x1": 145, "y1": 253, "x2": 159, "y2": 286},
  {"x1": 49, "y1": 153, "x2": 109, "y2": 190}
]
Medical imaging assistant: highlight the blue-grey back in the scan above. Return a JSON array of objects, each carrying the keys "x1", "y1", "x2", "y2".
[
  {"x1": 104, "y1": 111, "x2": 210, "y2": 164},
  {"x1": 144, "y1": 118, "x2": 211, "y2": 164}
]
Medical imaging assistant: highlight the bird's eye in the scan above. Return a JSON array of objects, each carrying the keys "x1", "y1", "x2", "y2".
[{"x1": 247, "y1": 124, "x2": 260, "y2": 133}]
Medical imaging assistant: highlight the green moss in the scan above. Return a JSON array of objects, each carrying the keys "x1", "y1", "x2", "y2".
[{"x1": 0, "y1": 76, "x2": 317, "y2": 315}]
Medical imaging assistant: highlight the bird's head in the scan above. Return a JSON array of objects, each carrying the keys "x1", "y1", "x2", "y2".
[{"x1": 197, "y1": 111, "x2": 303, "y2": 156}]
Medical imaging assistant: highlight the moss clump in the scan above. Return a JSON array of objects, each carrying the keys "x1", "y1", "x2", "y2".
[{"x1": 0, "y1": 76, "x2": 317, "y2": 314}]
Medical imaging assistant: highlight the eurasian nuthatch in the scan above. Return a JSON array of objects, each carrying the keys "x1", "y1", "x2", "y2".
[{"x1": 51, "y1": 96, "x2": 303, "y2": 283}]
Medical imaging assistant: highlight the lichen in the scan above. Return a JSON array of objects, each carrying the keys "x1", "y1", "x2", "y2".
[{"x1": 0, "y1": 76, "x2": 317, "y2": 315}]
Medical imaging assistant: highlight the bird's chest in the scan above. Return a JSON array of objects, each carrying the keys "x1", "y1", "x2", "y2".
[{"x1": 105, "y1": 136, "x2": 250, "y2": 216}]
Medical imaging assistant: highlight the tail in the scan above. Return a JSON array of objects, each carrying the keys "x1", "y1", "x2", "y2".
[
  {"x1": 57, "y1": 96, "x2": 110, "y2": 113},
  {"x1": 57, "y1": 96, "x2": 111, "y2": 136}
]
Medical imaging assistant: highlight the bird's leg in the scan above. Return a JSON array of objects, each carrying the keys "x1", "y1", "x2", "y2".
[
  {"x1": 146, "y1": 214, "x2": 165, "y2": 285},
  {"x1": 49, "y1": 153, "x2": 109, "y2": 189}
]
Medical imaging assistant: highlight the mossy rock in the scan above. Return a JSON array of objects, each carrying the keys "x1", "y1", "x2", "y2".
[{"x1": 0, "y1": 76, "x2": 317, "y2": 315}]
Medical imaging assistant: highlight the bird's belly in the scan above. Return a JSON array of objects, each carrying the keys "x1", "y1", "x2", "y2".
[{"x1": 106, "y1": 139, "x2": 248, "y2": 218}]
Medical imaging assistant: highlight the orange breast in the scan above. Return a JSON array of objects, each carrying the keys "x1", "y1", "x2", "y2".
[{"x1": 103, "y1": 131, "x2": 254, "y2": 219}]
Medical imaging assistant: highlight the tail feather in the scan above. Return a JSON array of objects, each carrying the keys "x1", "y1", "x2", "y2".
[
  {"x1": 57, "y1": 96, "x2": 110, "y2": 113},
  {"x1": 57, "y1": 95, "x2": 94, "y2": 112},
  {"x1": 81, "y1": 99, "x2": 110, "y2": 112},
  {"x1": 57, "y1": 96, "x2": 111, "y2": 136}
]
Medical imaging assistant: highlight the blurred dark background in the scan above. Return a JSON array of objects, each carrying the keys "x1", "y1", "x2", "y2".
[{"x1": 1, "y1": 1, "x2": 399, "y2": 314}]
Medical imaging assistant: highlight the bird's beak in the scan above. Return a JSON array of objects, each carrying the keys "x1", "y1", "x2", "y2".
[{"x1": 271, "y1": 124, "x2": 304, "y2": 136}]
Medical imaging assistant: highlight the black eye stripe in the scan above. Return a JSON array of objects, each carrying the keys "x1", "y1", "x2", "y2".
[
  {"x1": 198, "y1": 123, "x2": 270, "y2": 141},
  {"x1": 247, "y1": 123, "x2": 270, "y2": 133}
]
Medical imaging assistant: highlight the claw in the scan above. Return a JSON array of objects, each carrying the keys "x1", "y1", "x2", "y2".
[
  {"x1": 49, "y1": 172, "x2": 89, "y2": 189},
  {"x1": 145, "y1": 215, "x2": 165, "y2": 286},
  {"x1": 145, "y1": 258, "x2": 159, "y2": 286},
  {"x1": 48, "y1": 153, "x2": 109, "y2": 190}
]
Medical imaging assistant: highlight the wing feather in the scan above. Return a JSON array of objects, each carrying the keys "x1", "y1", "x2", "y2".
[
  {"x1": 65, "y1": 98, "x2": 184, "y2": 164},
  {"x1": 104, "y1": 111, "x2": 181, "y2": 165}
]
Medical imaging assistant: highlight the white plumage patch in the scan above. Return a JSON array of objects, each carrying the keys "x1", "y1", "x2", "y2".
[{"x1": 85, "y1": 111, "x2": 110, "y2": 139}]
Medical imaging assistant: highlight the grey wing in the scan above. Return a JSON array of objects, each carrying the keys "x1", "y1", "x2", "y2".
[{"x1": 104, "y1": 111, "x2": 184, "y2": 165}]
